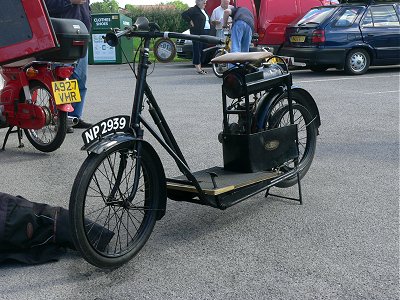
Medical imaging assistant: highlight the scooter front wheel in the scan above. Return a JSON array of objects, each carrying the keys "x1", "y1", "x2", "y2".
[
  {"x1": 69, "y1": 141, "x2": 161, "y2": 269},
  {"x1": 22, "y1": 81, "x2": 67, "y2": 152}
]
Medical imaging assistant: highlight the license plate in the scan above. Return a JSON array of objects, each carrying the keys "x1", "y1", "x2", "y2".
[
  {"x1": 290, "y1": 35, "x2": 306, "y2": 43},
  {"x1": 52, "y1": 79, "x2": 81, "y2": 105},
  {"x1": 268, "y1": 57, "x2": 282, "y2": 64},
  {"x1": 266, "y1": 56, "x2": 294, "y2": 66},
  {"x1": 81, "y1": 115, "x2": 130, "y2": 147},
  {"x1": 176, "y1": 47, "x2": 183, "y2": 52}
]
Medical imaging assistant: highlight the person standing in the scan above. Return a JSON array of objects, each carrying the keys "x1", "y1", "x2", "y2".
[
  {"x1": 44, "y1": 0, "x2": 92, "y2": 133},
  {"x1": 223, "y1": 6, "x2": 254, "y2": 53},
  {"x1": 182, "y1": 0, "x2": 211, "y2": 75},
  {"x1": 210, "y1": 0, "x2": 233, "y2": 40}
]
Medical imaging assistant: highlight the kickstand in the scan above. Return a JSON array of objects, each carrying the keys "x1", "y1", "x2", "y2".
[
  {"x1": 265, "y1": 171, "x2": 302, "y2": 205},
  {"x1": 2, "y1": 126, "x2": 24, "y2": 150}
]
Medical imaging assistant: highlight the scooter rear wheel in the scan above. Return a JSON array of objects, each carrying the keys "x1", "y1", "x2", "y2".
[
  {"x1": 22, "y1": 81, "x2": 67, "y2": 152},
  {"x1": 267, "y1": 102, "x2": 317, "y2": 187},
  {"x1": 69, "y1": 142, "x2": 160, "y2": 269}
]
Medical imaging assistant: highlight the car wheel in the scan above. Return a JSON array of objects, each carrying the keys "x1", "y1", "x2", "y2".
[
  {"x1": 309, "y1": 65, "x2": 329, "y2": 72},
  {"x1": 344, "y1": 49, "x2": 370, "y2": 75}
]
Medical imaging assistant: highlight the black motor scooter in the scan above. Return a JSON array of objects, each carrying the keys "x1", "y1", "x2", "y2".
[{"x1": 69, "y1": 17, "x2": 321, "y2": 269}]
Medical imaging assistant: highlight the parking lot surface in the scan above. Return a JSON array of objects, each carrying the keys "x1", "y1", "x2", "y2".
[{"x1": 0, "y1": 63, "x2": 398, "y2": 300}]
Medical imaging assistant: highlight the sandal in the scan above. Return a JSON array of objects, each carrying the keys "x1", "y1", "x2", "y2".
[{"x1": 196, "y1": 70, "x2": 207, "y2": 75}]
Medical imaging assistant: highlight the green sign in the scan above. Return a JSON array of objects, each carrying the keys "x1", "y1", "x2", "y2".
[
  {"x1": 92, "y1": 14, "x2": 132, "y2": 31},
  {"x1": 92, "y1": 15, "x2": 113, "y2": 29}
]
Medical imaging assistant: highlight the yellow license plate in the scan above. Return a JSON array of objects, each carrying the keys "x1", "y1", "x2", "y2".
[
  {"x1": 52, "y1": 79, "x2": 81, "y2": 105},
  {"x1": 268, "y1": 57, "x2": 284, "y2": 64},
  {"x1": 290, "y1": 35, "x2": 306, "y2": 43}
]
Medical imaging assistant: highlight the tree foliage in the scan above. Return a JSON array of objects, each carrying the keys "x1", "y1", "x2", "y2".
[
  {"x1": 90, "y1": 0, "x2": 191, "y2": 32},
  {"x1": 163, "y1": 1, "x2": 189, "y2": 10},
  {"x1": 90, "y1": 0, "x2": 120, "y2": 13}
]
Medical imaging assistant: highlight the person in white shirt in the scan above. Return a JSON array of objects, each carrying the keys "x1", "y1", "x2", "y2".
[{"x1": 210, "y1": 0, "x2": 233, "y2": 40}]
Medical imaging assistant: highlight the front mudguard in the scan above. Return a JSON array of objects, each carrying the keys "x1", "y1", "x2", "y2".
[
  {"x1": 254, "y1": 85, "x2": 321, "y2": 132},
  {"x1": 82, "y1": 133, "x2": 167, "y2": 221}
]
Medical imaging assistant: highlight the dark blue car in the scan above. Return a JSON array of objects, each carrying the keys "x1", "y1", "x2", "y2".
[{"x1": 279, "y1": 0, "x2": 400, "y2": 75}]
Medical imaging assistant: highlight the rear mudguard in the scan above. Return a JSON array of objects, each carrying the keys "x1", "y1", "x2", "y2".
[
  {"x1": 29, "y1": 72, "x2": 75, "y2": 113},
  {"x1": 56, "y1": 103, "x2": 74, "y2": 112},
  {"x1": 254, "y1": 85, "x2": 321, "y2": 131},
  {"x1": 82, "y1": 133, "x2": 167, "y2": 221}
]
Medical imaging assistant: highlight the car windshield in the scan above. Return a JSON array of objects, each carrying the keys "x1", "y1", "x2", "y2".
[{"x1": 296, "y1": 7, "x2": 335, "y2": 26}]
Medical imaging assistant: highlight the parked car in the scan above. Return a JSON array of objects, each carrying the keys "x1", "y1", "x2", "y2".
[
  {"x1": 279, "y1": 0, "x2": 400, "y2": 75},
  {"x1": 175, "y1": 0, "x2": 332, "y2": 62},
  {"x1": 175, "y1": 29, "x2": 216, "y2": 63}
]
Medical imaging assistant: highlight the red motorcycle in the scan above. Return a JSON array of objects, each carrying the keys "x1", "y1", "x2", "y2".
[
  {"x1": 0, "y1": 59, "x2": 79, "y2": 152},
  {"x1": 0, "y1": 0, "x2": 89, "y2": 152}
]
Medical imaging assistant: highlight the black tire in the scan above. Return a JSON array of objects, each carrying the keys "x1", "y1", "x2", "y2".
[
  {"x1": 202, "y1": 48, "x2": 216, "y2": 65},
  {"x1": 309, "y1": 65, "x2": 329, "y2": 73},
  {"x1": 69, "y1": 141, "x2": 161, "y2": 269},
  {"x1": 22, "y1": 81, "x2": 67, "y2": 152},
  {"x1": 212, "y1": 49, "x2": 228, "y2": 78},
  {"x1": 260, "y1": 96, "x2": 317, "y2": 188},
  {"x1": 344, "y1": 48, "x2": 370, "y2": 75}
]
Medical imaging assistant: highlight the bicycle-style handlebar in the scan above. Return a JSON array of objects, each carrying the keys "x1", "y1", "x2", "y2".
[{"x1": 104, "y1": 17, "x2": 223, "y2": 47}]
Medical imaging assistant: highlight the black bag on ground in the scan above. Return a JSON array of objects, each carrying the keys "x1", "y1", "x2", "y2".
[{"x1": 0, "y1": 192, "x2": 114, "y2": 264}]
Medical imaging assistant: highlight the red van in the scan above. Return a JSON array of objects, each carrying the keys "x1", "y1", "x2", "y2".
[
  {"x1": 176, "y1": 0, "x2": 335, "y2": 59},
  {"x1": 209, "y1": 0, "x2": 338, "y2": 52}
]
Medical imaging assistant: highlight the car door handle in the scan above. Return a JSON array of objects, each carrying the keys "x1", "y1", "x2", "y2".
[{"x1": 366, "y1": 34, "x2": 374, "y2": 37}]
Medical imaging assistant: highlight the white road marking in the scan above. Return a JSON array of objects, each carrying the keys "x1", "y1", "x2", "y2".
[
  {"x1": 363, "y1": 91, "x2": 399, "y2": 95},
  {"x1": 295, "y1": 74, "x2": 400, "y2": 84}
]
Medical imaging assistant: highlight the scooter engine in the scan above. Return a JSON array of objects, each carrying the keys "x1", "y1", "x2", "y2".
[{"x1": 3, "y1": 102, "x2": 48, "y2": 129}]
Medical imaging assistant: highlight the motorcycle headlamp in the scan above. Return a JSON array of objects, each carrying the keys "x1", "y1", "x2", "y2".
[{"x1": 222, "y1": 68, "x2": 247, "y2": 99}]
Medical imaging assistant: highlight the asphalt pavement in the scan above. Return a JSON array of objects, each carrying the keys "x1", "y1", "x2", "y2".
[{"x1": 0, "y1": 62, "x2": 399, "y2": 300}]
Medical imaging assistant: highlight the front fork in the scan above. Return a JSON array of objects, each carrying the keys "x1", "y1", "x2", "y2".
[
  {"x1": 129, "y1": 138, "x2": 143, "y2": 203},
  {"x1": 120, "y1": 39, "x2": 151, "y2": 204},
  {"x1": 107, "y1": 132, "x2": 144, "y2": 206}
]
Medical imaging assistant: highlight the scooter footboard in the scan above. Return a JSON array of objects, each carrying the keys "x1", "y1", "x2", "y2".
[{"x1": 166, "y1": 165, "x2": 299, "y2": 209}]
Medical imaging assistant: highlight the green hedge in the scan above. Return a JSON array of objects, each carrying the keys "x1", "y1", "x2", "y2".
[{"x1": 124, "y1": 5, "x2": 189, "y2": 33}]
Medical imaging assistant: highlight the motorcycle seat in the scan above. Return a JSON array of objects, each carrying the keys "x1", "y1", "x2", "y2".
[{"x1": 211, "y1": 51, "x2": 273, "y2": 64}]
